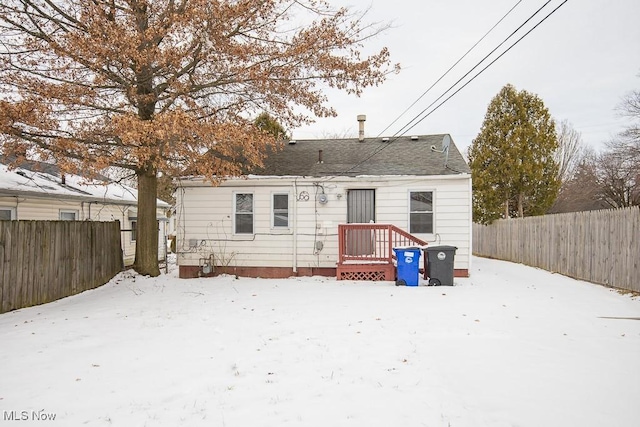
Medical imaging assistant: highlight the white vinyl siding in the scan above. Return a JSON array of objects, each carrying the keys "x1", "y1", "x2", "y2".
[
  {"x1": 234, "y1": 193, "x2": 254, "y2": 234},
  {"x1": 176, "y1": 175, "x2": 472, "y2": 272},
  {"x1": 272, "y1": 193, "x2": 289, "y2": 228}
]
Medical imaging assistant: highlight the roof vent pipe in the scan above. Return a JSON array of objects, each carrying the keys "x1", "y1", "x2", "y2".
[
  {"x1": 357, "y1": 115, "x2": 366, "y2": 142},
  {"x1": 318, "y1": 149, "x2": 323, "y2": 164}
]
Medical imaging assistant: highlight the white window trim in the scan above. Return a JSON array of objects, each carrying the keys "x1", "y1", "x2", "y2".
[
  {"x1": 408, "y1": 189, "x2": 435, "y2": 236},
  {"x1": 233, "y1": 192, "x2": 255, "y2": 235},
  {"x1": 59, "y1": 209, "x2": 79, "y2": 221},
  {"x1": 271, "y1": 192, "x2": 290, "y2": 230},
  {"x1": 0, "y1": 206, "x2": 17, "y2": 220}
]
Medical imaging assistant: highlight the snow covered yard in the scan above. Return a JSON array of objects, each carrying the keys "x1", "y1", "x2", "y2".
[{"x1": 1, "y1": 257, "x2": 639, "y2": 427}]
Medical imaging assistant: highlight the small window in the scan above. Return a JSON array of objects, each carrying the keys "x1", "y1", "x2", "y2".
[
  {"x1": 130, "y1": 220, "x2": 137, "y2": 242},
  {"x1": 0, "y1": 207, "x2": 16, "y2": 220},
  {"x1": 272, "y1": 193, "x2": 289, "y2": 228},
  {"x1": 59, "y1": 210, "x2": 78, "y2": 221},
  {"x1": 234, "y1": 193, "x2": 254, "y2": 234},
  {"x1": 409, "y1": 191, "x2": 433, "y2": 234}
]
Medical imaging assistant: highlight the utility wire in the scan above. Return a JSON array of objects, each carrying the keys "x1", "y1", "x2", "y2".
[
  {"x1": 402, "y1": 0, "x2": 569, "y2": 135},
  {"x1": 332, "y1": 0, "x2": 568, "y2": 178},
  {"x1": 392, "y1": 0, "x2": 553, "y2": 138},
  {"x1": 377, "y1": 0, "x2": 524, "y2": 137}
]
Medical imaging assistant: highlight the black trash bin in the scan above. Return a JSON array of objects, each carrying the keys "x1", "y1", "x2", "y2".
[{"x1": 424, "y1": 245, "x2": 457, "y2": 286}]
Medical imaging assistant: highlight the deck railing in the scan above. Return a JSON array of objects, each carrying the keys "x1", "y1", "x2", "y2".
[{"x1": 337, "y1": 223, "x2": 428, "y2": 265}]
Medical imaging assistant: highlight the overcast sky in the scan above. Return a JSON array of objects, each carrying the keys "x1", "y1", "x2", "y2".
[{"x1": 292, "y1": 0, "x2": 640, "y2": 154}]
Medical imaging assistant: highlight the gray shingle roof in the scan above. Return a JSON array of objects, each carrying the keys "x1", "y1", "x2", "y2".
[{"x1": 255, "y1": 134, "x2": 470, "y2": 177}]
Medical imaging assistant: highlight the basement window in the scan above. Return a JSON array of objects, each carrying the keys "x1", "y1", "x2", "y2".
[
  {"x1": 409, "y1": 191, "x2": 434, "y2": 234},
  {"x1": 59, "y1": 209, "x2": 78, "y2": 221},
  {"x1": 0, "y1": 207, "x2": 16, "y2": 220}
]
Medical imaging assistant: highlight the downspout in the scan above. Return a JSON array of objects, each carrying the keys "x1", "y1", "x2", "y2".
[
  {"x1": 467, "y1": 176, "x2": 473, "y2": 275},
  {"x1": 122, "y1": 208, "x2": 127, "y2": 261},
  {"x1": 292, "y1": 179, "x2": 298, "y2": 274}
]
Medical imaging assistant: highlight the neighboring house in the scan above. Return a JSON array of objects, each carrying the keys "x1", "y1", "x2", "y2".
[
  {"x1": 0, "y1": 159, "x2": 170, "y2": 266},
  {"x1": 175, "y1": 129, "x2": 472, "y2": 280}
]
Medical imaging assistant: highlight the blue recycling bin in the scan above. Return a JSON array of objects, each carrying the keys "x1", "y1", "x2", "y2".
[{"x1": 393, "y1": 247, "x2": 421, "y2": 286}]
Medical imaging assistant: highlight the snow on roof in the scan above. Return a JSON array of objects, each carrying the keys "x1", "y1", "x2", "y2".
[{"x1": 0, "y1": 163, "x2": 170, "y2": 207}]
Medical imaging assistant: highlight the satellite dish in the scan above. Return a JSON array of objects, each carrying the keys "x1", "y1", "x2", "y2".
[
  {"x1": 442, "y1": 134, "x2": 451, "y2": 152},
  {"x1": 318, "y1": 194, "x2": 328, "y2": 204},
  {"x1": 442, "y1": 134, "x2": 451, "y2": 167}
]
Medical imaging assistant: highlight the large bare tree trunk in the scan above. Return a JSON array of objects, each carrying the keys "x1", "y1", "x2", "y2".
[{"x1": 134, "y1": 167, "x2": 160, "y2": 277}]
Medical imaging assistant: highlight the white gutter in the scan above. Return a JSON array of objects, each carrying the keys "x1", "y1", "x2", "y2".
[{"x1": 178, "y1": 173, "x2": 471, "y2": 187}]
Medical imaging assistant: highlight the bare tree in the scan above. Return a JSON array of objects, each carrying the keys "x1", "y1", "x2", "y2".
[
  {"x1": 0, "y1": 0, "x2": 398, "y2": 276},
  {"x1": 549, "y1": 147, "x2": 608, "y2": 213},
  {"x1": 552, "y1": 79, "x2": 640, "y2": 212},
  {"x1": 554, "y1": 119, "x2": 584, "y2": 185},
  {"x1": 316, "y1": 128, "x2": 357, "y2": 139},
  {"x1": 617, "y1": 87, "x2": 640, "y2": 148},
  {"x1": 598, "y1": 140, "x2": 640, "y2": 208},
  {"x1": 598, "y1": 80, "x2": 640, "y2": 208}
]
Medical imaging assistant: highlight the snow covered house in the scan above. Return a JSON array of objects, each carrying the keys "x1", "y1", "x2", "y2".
[
  {"x1": 0, "y1": 159, "x2": 170, "y2": 266},
  {"x1": 175, "y1": 130, "x2": 472, "y2": 280}
]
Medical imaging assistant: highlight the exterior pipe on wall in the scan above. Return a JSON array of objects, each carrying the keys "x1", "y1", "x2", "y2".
[{"x1": 292, "y1": 179, "x2": 298, "y2": 274}]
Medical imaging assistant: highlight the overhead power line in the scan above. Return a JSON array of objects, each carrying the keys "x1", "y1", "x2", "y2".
[
  {"x1": 400, "y1": 0, "x2": 569, "y2": 136},
  {"x1": 377, "y1": 0, "x2": 525, "y2": 138},
  {"x1": 392, "y1": 0, "x2": 555, "y2": 138},
  {"x1": 334, "y1": 0, "x2": 569, "y2": 177}
]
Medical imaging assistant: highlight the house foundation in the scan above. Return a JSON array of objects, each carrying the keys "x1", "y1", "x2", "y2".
[{"x1": 178, "y1": 265, "x2": 469, "y2": 280}]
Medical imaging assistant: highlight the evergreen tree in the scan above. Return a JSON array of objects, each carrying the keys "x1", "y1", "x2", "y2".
[
  {"x1": 469, "y1": 84, "x2": 560, "y2": 224},
  {"x1": 254, "y1": 112, "x2": 289, "y2": 141}
]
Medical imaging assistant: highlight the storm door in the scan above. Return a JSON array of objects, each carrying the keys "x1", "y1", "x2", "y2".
[{"x1": 346, "y1": 189, "x2": 375, "y2": 255}]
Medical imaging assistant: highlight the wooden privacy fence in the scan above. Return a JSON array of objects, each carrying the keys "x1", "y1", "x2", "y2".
[
  {"x1": 0, "y1": 221, "x2": 123, "y2": 314},
  {"x1": 473, "y1": 207, "x2": 640, "y2": 292}
]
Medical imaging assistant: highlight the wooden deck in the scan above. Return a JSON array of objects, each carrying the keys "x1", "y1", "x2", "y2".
[{"x1": 336, "y1": 223, "x2": 427, "y2": 281}]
